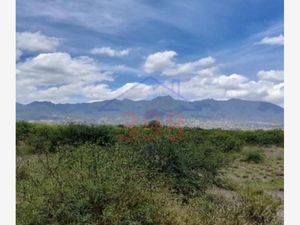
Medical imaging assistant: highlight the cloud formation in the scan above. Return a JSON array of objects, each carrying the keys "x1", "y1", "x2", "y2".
[
  {"x1": 144, "y1": 51, "x2": 215, "y2": 76},
  {"x1": 17, "y1": 52, "x2": 114, "y2": 103},
  {"x1": 16, "y1": 49, "x2": 23, "y2": 61},
  {"x1": 257, "y1": 70, "x2": 284, "y2": 82},
  {"x1": 177, "y1": 70, "x2": 283, "y2": 106},
  {"x1": 90, "y1": 47, "x2": 131, "y2": 57},
  {"x1": 143, "y1": 51, "x2": 283, "y2": 105},
  {"x1": 257, "y1": 34, "x2": 284, "y2": 46},
  {"x1": 17, "y1": 31, "x2": 62, "y2": 52},
  {"x1": 15, "y1": 31, "x2": 284, "y2": 106},
  {"x1": 16, "y1": 51, "x2": 284, "y2": 106},
  {"x1": 15, "y1": 0, "x2": 284, "y2": 107}
]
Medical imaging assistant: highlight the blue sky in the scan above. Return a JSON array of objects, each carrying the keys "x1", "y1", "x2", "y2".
[{"x1": 16, "y1": 0, "x2": 284, "y2": 105}]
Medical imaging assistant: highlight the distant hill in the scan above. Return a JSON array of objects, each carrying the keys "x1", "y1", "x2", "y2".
[{"x1": 16, "y1": 96, "x2": 283, "y2": 129}]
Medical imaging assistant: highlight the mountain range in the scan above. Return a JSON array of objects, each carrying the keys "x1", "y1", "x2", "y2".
[{"x1": 16, "y1": 96, "x2": 283, "y2": 129}]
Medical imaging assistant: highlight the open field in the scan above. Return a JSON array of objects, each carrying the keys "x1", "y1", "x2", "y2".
[{"x1": 16, "y1": 121, "x2": 284, "y2": 225}]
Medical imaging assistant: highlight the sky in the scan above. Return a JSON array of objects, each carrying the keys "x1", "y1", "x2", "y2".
[{"x1": 16, "y1": 0, "x2": 284, "y2": 106}]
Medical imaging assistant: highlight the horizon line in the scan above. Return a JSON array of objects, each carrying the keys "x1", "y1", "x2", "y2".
[{"x1": 16, "y1": 95, "x2": 284, "y2": 108}]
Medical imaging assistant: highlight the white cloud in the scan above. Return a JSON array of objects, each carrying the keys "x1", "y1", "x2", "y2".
[
  {"x1": 164, "y1": 56, "x2": 216, "y2": 76},
  {"x1": 16, "y1": 31, "x2": 62, "y2": 52},
  {"x1": 257, "y1": 34, "x2": 284, "y2": 46},
  {"x1": 144, "y1": 50, "x2": 215, "y2": 76},
  {"x1": 144, "y1": 51, "x2": 177, "y2": 73},
  {"x1": 90, "y1": 47, "x2": 131, "y2": 57},
  {"x1": 141, "y1": 51, "x2": 283, "y2": 105},
  {"x1": 17, "y1": 52, "x2": 112, "y2": 85},
  {"x1": 257, "y1": 70, "x2": 284, "y2": 82},
  {"x1": 84, "y1": 69, "x2": 283, "y2": 106},
  {"x1": 176, "y1": 71, "x2": 284, "y2": 106},
  {"x1": 16, "y1": 51, "x2": 284, "y2": 106},
  {"x1": 211, "y1": 74, "x2": 248, "y2": 89},
  {"x1": 110, "y1": 82, "x2": 157, "y2": 100},
  {"x1": 16, "y1": 49, "x2": 23, "y2": 61},
  {"x1": 16, "y1": 52, "x2": 114, "y2": 103}
]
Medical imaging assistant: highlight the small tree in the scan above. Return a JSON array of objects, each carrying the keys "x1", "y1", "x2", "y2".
[{"x1": 146, "y1": 120, "x2": 161, "y2": 129}]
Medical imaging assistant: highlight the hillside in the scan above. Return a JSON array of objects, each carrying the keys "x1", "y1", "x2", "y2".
[{"x1": 16, "y1": 96, "x2": 283, "y2": 129}]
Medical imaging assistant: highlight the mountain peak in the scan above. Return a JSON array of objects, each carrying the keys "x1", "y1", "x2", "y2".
[
  {"x1": 29, "y1": 101, "x2": 54, "y2": 105},
  {"x1": 152, "y1": 95, "x2": 175, "y2": 101},
  {"x1": 16, "y1": 97, "x2": 283, "y2": 128}
]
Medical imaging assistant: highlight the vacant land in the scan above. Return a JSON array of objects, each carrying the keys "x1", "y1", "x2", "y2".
[{"x1": 16, "y1": 121, "x2": 284, "y2": 225}]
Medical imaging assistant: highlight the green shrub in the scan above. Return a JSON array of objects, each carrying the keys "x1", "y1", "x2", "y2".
[
  {"x1": 197, "y1": 188, "x2": 281, "y2": 225},
  {"x1": 16, "y1": 144, "x2": 170, "y2": 225},
  {"x1": 207, "y1": 131, "x2": 243, "y2": 152},
  {"x1": 143, "y1": 138, "x2": 225, "y2": 195},
  {"x1": 17, "y1": 122, "x2": 117, "y2": 153},
  {"x1": 145, "y1": 120, "x2": 162, "y2": 129},
  {"x1": 16, "y1": 123, "x2": 283, "y2": 224},
  {"x1": 59, "y1": 123, "x2": 117, "y2": 147},
  {"x1": 16, "y1": 121, "x2": 34, "y2": 144},
  {"x1": 240, "y1": 189, "x2": 281, "y2": 225},
  {"x1": 241, "y1": 129, "x2": 284, "y2": 147},
  {"x1": 244, "y1": 148, "x2": 266, "y2": 164}
]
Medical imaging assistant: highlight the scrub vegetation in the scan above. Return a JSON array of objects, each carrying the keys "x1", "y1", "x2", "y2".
[{"x1": 16, "y1": 121, "x2": 284, "y2": 225}]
